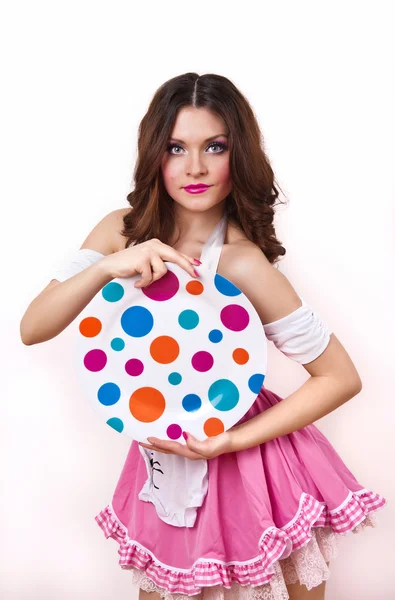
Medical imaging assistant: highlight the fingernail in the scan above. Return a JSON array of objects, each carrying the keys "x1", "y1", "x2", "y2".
[
  {"x1": 193, "y1": 269, "x2": 199, "y2": 277},
  {"x1": 182, "y1": 432, "x2": 188, "y2": 440},
  {"x1": 193, "y1": 258, "x2": 202, "y2": 265}
]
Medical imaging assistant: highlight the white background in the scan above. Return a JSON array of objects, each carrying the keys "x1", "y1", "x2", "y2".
[{"x1": 1, "y1": 1, "x2": 394, "y2": 598}]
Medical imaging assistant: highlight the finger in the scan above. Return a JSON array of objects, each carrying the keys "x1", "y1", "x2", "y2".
[
  {"x1": 176, "y1": 255, "x2": 200, "y2": 278},
  {"x1": 150, "y1": 240, "x2": 197, "y2": 267},
  {"x1": 134, "y1": 261, "x2": 153, "y2": 288},
  {"x1": 149, "y1": 256, "x2": 168, "y2": 283},
  {"x1": 147, "y1": 437, "x2": 207, "y2": 460},
  {"x1": 159, "y1": 248, "x2": 200, "y2": 279},
  {"x1": 179, "y1": 253, "x2": 203, "y2": 267},
  {"x1": 147, "y1": 437, "x2": 182, "y2": 452},
  {"x1": 140, "y1": 441, "x2": 191, "y2": 457},
  {"x1": 139, "y1": 442, "x2": 173, "y2": 454}
]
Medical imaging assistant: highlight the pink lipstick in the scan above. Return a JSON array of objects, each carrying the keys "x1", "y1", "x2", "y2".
[{"x1": 184, "y1": 184, "x2": 212, "y2": 194}]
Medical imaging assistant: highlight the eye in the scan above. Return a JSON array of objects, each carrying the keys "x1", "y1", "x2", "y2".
[
  {"x1": 166, "y1": 141, "x2": 227, "y2": 155},
  {"x1": 207, "y1": 142, "x2": 227, "y2": 153},
  {"x1": 167, "y1": 143, "x2": 183, "y2": 155}
]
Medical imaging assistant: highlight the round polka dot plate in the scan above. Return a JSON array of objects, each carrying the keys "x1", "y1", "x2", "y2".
[{"x1": 73, "y1": 262, "x2": 267, "y2": 443}]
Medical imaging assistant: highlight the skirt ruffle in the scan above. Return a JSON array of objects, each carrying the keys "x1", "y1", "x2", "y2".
[
  {"x1": 126, "y1": 521, "x2": 373, "y2": 600},
  {"x1": 95, "y1": 491, "x2": 384, "y2": 600}
]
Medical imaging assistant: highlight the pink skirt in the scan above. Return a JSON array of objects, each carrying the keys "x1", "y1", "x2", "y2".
[{"x1": 95, "y1": 385, "x2": 387, "y2": 600}]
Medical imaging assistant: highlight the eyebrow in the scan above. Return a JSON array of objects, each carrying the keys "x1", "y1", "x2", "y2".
[{"x1": 169, "y1": 133, "x2": 228, "y2": 144}]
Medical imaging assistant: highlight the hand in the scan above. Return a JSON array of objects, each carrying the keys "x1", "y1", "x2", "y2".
[
  {"x1": 101, "y1": 238, "x2": 201, "y2": 286},
  {"x1": 139, "y1": 430, "x2": 234, "y2": 460}
]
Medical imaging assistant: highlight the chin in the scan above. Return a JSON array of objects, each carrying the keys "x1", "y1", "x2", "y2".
[{"x1": 173, "y1": 196, "x2": 225, "y2": 213}]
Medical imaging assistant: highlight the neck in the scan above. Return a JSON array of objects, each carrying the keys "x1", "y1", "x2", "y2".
[{"x1": 171, "y1": 204, "x2": 226, "y2": 246}]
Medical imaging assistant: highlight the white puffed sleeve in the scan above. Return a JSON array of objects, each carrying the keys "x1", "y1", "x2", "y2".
[
  {"x1": 51, "y1": 248, "x2": 106, "y2": 282},
  {"x1": 263, "y1": 297, "x2": 332, "y2": 365}
]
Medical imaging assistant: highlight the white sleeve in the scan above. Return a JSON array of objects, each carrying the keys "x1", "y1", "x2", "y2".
[
  {"x1": 51, "y1": 248, "x2": 106, "y2": 282},
  {"x1": 263, "y1": 297, "x2": 332, "y2": 365}
]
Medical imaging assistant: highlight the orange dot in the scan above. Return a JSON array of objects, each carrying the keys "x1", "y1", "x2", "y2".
[
  {"x1": 204, "y1": 418, "x2": 225, "y2": 437},
  {"x1": 129, "y1": 387, "x2": 166, "y2": 422},
  {"x1": 186, "y1": 280, "x2": 204, "y2": 295},
  {"x1": 232, "y1": 348, "x2": 249, "y2": 365},
  {"x1": 150, "y1": 335, "x2": 179, "y2": 364},
  {"x1": 79, "y1": 316, "x2": 102, "y2": 337}
]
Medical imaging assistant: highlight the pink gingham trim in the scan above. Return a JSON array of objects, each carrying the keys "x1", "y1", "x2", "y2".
[
  {"x1": 313, "y1": 488, "x2": 387, "y2": 533},
  {"x1": 94, "y1": 489, "x2": 387, "y2": 595}
]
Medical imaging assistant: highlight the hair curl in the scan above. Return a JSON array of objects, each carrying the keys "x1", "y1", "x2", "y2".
[{"x1": 121, "y1": 72, "x2": 288, "y2": 265}]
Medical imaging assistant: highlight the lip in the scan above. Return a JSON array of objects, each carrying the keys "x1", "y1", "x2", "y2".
[{"x1": 184, "y1": 184, "x2": 212, "y2": 193}]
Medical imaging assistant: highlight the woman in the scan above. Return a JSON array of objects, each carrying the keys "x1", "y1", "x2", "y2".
[{"x1": 20, "y1": 72, "x2": 387, "y2": 600}]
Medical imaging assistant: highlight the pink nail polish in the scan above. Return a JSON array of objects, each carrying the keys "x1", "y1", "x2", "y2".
[
  {"x1": 182, "y1": 432, "x2": 188, "y2": 440},
  {"x1": 193, "y1": 269, "x2": 199, "y2": 277},
  {"x1": 193, "y1": 258, "x2": 202, "y2": 265}
]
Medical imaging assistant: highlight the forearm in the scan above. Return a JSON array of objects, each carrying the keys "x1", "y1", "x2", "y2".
[{"x1": 230, "y1": 375, "x2": 362, "y2": 452}]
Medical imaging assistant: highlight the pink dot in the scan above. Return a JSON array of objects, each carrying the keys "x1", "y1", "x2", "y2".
[
  {"x1": 142, "y1": 270, "x2": 180, "y2": 301},
  {"x1": 167, "y1": 424, "x2": 182, "y2": 439},
  {"x1": 191, "y1": 351, "x2": 214, "y2": 372},
  {"x1": 125, "y1": 358, "x2": 144, "y2": 376},
  {"x1": 220, "y1": 304, "x2": 250, "y2": 332},
  {"x1": 83, "y1": 349, "x2": 107, "y2": 372}
]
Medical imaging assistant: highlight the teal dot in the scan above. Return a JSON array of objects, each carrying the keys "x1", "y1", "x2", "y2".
[
  {"x1": 111, "y1": 337, "x2": 125, "y2": 351},
  {"x1": 107, "y1": 417, "x2": 124, "y2": 433},
  {"x1": 248, "y1": 373, "x2": 265, "y2": 394},
  {"x1": 178, "y1": 309, "x2": 199, "y2": 330},
  {"x1": 214, "y1": 273, "x2": 242, "y2": 297},
  {"x1": 102, "y1": 282, "x2": 125, "y2": 302},
  {"x1": 168, "y1": 372, "x2": 182, "y2": 385},
  {"x1": 97, "y1": 382, "x2": 121, "y2": 406},
  {"x1": 182, "y1": 394, "x2": 202, "y2": 412},
  {"x1": 121, "y1": 306, "x2": 154, "y2": 338},
  {"x1": 208, "y1": 379, "x2": 240, "y2": 411},
  {"x1": 209, "y1": 329, "x2": 223, "y2": 343}
]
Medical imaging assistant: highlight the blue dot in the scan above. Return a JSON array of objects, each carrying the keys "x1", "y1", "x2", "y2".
[
  {"x1": 102, "y1": 282, "x2": 125, "y2": 302},
  {"x1": 248, "y1": 373, "x2": 265, "y2": 394},
  {"x1": 168, "y1": 372, "x2": 182, "y2": 385},
  {"x1": 111, "y1": 337, "x2": 125, "y2": 351},
  {"x1": 214, "y1": 274, "x2": 242, "y2": 297},
  {"x1": 178, "y1": 309, "x2": 199, "y2": 330},
  {"x1": 106, "y1": 417, "x2": 124, "y2": 433},
  {"x1": 208, "y1": 379, "x2": 240, "y2": 411},
  {"x1": 121, "y1": 306, "x2": 154, "y2": 338},
  {"x1": 182, "y1": 394, "x2": 202, "y2": 412},
  {"x1": 98, "y1": 382, "x2": 121, "y2": 406},
  {"x1": 209, "y1": 329, "x2": 223, "y2": 343}
]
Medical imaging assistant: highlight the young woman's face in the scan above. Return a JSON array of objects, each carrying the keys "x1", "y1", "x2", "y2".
[{"x1": 161, "y1": 107, "x2": 232, "y2": 214}]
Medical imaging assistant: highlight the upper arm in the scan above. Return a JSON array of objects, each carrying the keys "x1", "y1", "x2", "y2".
[
  {"x1": 222, "y1": 245, "x2": 362, "y2": 390},
  {"x1": 42, "y1": 208, "x2": 127, "y2": 293}
]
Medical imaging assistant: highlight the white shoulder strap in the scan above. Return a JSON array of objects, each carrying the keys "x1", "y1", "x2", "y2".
[{"x1": 200, "y1": 214, "x2": 227, "y2": 274}]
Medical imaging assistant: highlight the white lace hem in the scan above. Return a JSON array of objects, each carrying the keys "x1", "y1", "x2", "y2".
[{"x1": 127, "y1": 514, "x2": 378, "y2": 600}]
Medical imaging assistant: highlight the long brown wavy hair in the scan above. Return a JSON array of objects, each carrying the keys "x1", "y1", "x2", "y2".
[{"x1": 121, "y1": 72, "x2": 288, "y2": 265}]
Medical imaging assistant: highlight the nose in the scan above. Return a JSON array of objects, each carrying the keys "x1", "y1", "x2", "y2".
[{"x1": 186, "y1": 151, "x2": 208, "y2": 176}]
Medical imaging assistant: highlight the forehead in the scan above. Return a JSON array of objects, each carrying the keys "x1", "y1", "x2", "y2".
[{"x1": 170, "y1": 106, "x2": 227, "y2": 140}]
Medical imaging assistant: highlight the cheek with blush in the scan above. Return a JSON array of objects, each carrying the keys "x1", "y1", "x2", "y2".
[
  {"x1": 161, "y1": 161, "x2": 182, "y2": 191},
  {"x1": 215, "y1": 160, "x2": 232, "y2": 188}
]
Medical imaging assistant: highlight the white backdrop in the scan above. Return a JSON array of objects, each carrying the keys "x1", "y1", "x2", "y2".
[{"x1": 1, "y1": 1, "x2": 394, "y2": 599}]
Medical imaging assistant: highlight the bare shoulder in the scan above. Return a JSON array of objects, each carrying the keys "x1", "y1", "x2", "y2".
[
  {"x1": 219, "y1": 230, "x2": 302, "y2": 325},
  {"x1": 112, "y1": 207, "x2": 132, "y2": 252},
  {"x1": 80, "y1": 207, "x2": 131, "y2": 254},
  {"x1": 109, "y1": 207, "x2": 132, "y2": 253}
]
